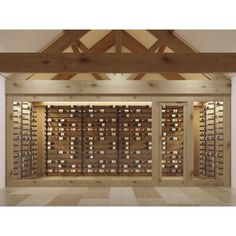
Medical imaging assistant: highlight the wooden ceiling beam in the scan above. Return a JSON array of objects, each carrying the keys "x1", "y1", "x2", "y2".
[
  {"x1": 87, "y1": 30, "x2": 116, "y2": 52},
  {"x1": 1, "y1": 53, "x2": 236, "y2": 73},
  {"x1": 52, "y1": 41, "x2": 108, "y2": 80},
  {"x1": 77, "y1": 40, "x2": 110, "y2": 80},
  {"x1": 115, "y1": 30, "x2": 122, "y2": 53},
  {"x1": 148, "y1": 30, "x2": 228, "y2": 80},
  {"x1": 71, "y1": 43, "x2": 80, "y2": 53},
  {"x1": 51, "y1": 31, "x2": 115, "y2": 80},
  {"x1": 148, "y1": 30, "x2": 194, "y2": 52},
  {"x1": 123, "y1": 31, "x2": 185, "y2": 80},
  {"x1": 46, "y1": 31, "x2": 88, "y2": 81},
  {"x1": 130, "y1": 42, "x2": 164, "y2": 80},
  {"x1": 43, "y1": 30, "x2": 89, "y2": 53},
  {"x1": 52, "y1": 43, "x2": 80, "y2": 80},
  {"x1": 122, "y1": 30, "x2": 147, "y2": 52},
  {"x1": 9, "y1": 30, "x2": 89, "y2": 81}
]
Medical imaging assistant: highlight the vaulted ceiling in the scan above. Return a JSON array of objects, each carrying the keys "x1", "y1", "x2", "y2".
[{"x1": 0, "y1": 30, "x2": 233, "y2": 81}]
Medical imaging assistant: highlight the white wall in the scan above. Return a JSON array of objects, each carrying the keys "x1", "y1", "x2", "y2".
[
  {"x1": 232, "y1": 78, "x2": 236, "y2": 188},
  {"x1": 0, "y1": 75, "x2": 5, "y2": 189}
]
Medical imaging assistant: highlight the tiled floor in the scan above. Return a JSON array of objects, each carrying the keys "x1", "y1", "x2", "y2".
[{"x1": 1, "y1": 186, "x2": 236, "y2": 206}]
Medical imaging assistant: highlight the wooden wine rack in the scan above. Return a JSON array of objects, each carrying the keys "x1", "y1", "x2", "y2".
[
  {"x1": 45, "y1": 105, "x2": 152, "y2": 176},
  {"x1": 118, "y1": 106, "x2": 152, "y2": 176},
  {"x1": 161, "y1": 105, "x2": 184, "y2": 176},
  {"x1": 45, "y1": 105, "x2": 83, "y2": 176},
  {"x1": 82, "y1": 105, "x2": 118, "y2": 176},
  {"x1": 199, "y1": 102, "x2": 224, "y2": 178},
  {"x1": 13, "y1": 102, "x2": 37, "y2": 179}
]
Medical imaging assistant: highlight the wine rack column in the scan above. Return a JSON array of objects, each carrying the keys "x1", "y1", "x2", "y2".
[
  {"x1": 199, "y1": 106, "x2": 207, "y2": 177},
  {"x1": 45, "y1": 105, "x2": 82, "y2": 176},
  {"x1": 82, "y1": 105, "x2": 117, "y2": 176},
  {"x1": 215, "y1": 102, "x2": 224, "y2": 177},
  {"x1": 199, "y1": 102, "x2": 224, "y2": 179},
  {"x1": 13, "y1": 102, "x2": 37, "y2": 179},
  {"x1": 118, "y1": 105, "x2": 152, "y2": 176},
  {"x1": 161, "y1": 105, "x2": 184, "y2": 176}
]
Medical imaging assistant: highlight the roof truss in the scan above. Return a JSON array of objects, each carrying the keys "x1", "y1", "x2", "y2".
[{"x1": 2, "y1": 30, "x2": 231, "y2": 80}]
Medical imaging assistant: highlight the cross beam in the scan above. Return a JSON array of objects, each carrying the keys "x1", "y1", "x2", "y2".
[{"x1": 0, "y1": 53, "x2": 236, "y2": 73}]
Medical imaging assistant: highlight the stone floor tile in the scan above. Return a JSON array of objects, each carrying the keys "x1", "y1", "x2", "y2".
[
  {"x1": 133, "y1": 187, "x2": 161, "y2": 198},
  {"x1": 47, "y1": 193, "x2": 82, "y2": 206}
]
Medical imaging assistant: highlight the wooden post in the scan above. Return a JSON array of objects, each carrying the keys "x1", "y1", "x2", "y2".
[
  {"x1": 185, "y1": 100, "x2": 194, "y2": 186},
  {"x1": 152, "y1": 100, "x2": 159, "y2": 185}
]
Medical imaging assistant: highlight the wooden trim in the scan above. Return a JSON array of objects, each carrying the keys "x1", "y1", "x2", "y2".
[
  {"x1": 6, "y1": 80, "x2": 231, "y2": 95},
  {"x1": 1, "y1": 53, "x2": 236, "y2": 73},
  {"x1": 7, "y1": 177, "x2": 154, "y2": 187}
]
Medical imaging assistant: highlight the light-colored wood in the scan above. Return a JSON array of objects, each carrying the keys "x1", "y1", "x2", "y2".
[
  {"x1": 1, "y1": 53, "x2": 236, "y2": 73},
  {"x1": 157, "y1": 99, "x2": 162, "y2": 184},
  {"x1": 8, "y1": 96, "x2": 155, "y2": 102},
  {"x1": 7, "y1": 177, "x2": 154, "y2": 187},
  {"x1": 33, "y1": 105, "x2": 46, "y2": 176},
  {"x1": 152, "y1": 100, "x2": 159, "y2": 185},
  {"x1": 6, "y1": 96, "x2": 14, "y2": 185},
  {"x1": 6, "y1": 93, "x2": 231, "y2": 187},
  {"x1": 193, "y1": 105, "x2": 201, "y2": 176},
  {"x1": 223, "y1": 96, "x2": 231, "y2": 186},
  {"x1": 186, "y1": 100, "x2": 194, "y2": 185},
  {"x1": 5, "y1": 80, "x2": 231, "y2": 95}
]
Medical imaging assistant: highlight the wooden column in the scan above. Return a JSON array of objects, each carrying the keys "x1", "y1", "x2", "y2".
[
  {"x1": 185, "y1": 100, "x2": 194, "y2": 186},
  {"x1": 152, "y1": 100, "x2": 159, "y2": 185},
  {"x1": 33, "y1": 105, "x2": 46, "y2": 177},
  {"x1": 223, "y1": 96, "x2": 231, "y2": 186}
]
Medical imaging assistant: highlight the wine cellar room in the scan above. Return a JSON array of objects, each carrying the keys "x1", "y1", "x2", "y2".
[
  {"x1": 1, "y1": 29, "x2": 236, "y2": 196},
  {"x1": 5, "y1": 89, "x2": 230, "y2": 187}
]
